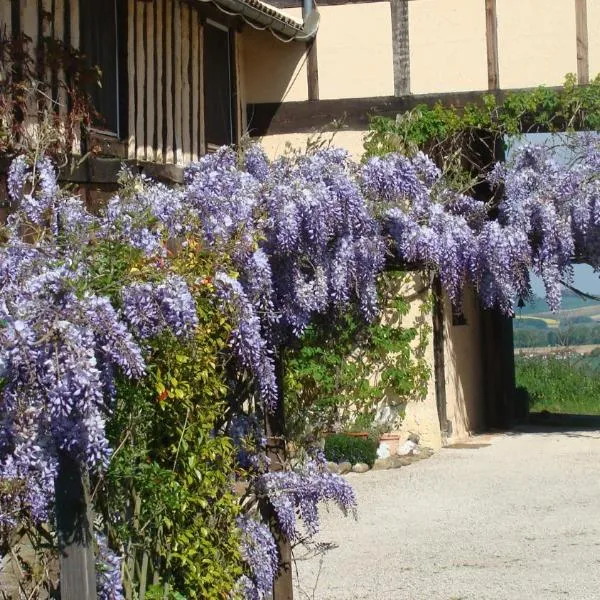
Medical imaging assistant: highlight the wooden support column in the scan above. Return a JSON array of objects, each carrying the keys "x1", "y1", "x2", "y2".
[
  {"x1": 56, "y1": 451, "x2": 96, "y2": 600},
  {"x1": 576, "y1": 0, "x2": 589, "y2": 85},
  {"x1": 390, "y1": 0, "x2": 410, "y2": 96},
  {"x1": 304, "y1": 2, "x2": 319, "y2": 101},
  {"x1": 485, "y1": 0, "x2": 499, "y2": 90},
  {"x1": 432, "y1": 276, "x2": 449, "y2": 443},
  {"x1": 264, "y1": 357, "x2": 293, "y2": 600}
]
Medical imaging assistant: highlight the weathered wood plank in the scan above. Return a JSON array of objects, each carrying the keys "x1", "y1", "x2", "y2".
[
  {"x1": 69, "y1": 0, "x2": 80, "y2": 153},
  {"x1": 191, "y1": 10, "x2": 199, "y2": 161},
  {"x1": 485, "y1": 0, "x2": 499, "y2": 90},
  {"x1": 235, "y1": 30, "x2": 246, "y2": 140},
  {"x1": 198, "y1": 21, "x2": 205, "y2": 155},
  {"x1": 56, "y1": 451, "x2": 96, "y2": 600},
  {"x1": 306, "y1": 39, "x2": 319, "y2": 101},
  {"x1": 128, "y1": 0, "x2": 136, "y2": 158},
  {"x1": 54, "y1": 0, "x2": 67, "y2": 118},
  {"x1": 432, "y1": 276, "x2": 449, "y2": 443},
  {"x1": 165, "y1": 0, "x2": 174, "y2": 163},
  {"x1": 1, "y1": 1, "x2": 12, "y2": 37},
  {"x1": 21, "y1": 0, "x2": 39, "y2": 139},
  {"x1": 41, "y1": 0, "x2": 53, "y2": 113},
  {"x1": 576, "y1": 0, "x2": 589, "y2": 85},
  {"x1": 390, "y1": 0, "x2": 410, "y2": 96},
  {"x1": 145, "y1": 0, "x2": 155, "y2": 161},
  {"x1": 68, "y1": 0, "x2": 78, "y2": 49},
  {"x1": 0, "y1": 2, "x2": 12, "y2": 84},
  {"x1": 155, "y1": 0, "x2": 164, "y2": 162},
  {"x1": 174, "y1": 0, "x2": 183, "y2": 164},
  {"x1": 135, "y1": 0, "x2": 145, "y2": 159},
  {"x1": 181, "y1": 2, "x2": 191, "y2": 165}
]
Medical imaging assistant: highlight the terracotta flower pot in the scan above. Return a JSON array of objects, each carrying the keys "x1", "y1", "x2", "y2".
[
  {"x1": 345, "y1": 431, "x2": 370, "y2": 441},
  {"x1": 378, "y1": 432, "x2": 401, "y2": 456}
]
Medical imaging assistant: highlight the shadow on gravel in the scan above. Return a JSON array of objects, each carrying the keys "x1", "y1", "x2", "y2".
[{"x1": 507, "y1": 412, "x2": 600, "y2": 437}]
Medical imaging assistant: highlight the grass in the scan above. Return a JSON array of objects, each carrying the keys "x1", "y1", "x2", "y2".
[
  {"x1": 515, "y1": 315, "x2": 559, "y2": 328},
  {"x1": 515, "y1": 353, "x2": 600, "y2": 415}
]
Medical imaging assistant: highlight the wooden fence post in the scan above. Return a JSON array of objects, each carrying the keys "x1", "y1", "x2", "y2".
[{"x1": 55, "y1": 450, "x2": 97, "y2": 600}]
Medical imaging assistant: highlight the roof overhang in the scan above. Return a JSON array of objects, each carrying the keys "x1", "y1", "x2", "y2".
[{"x1": 198, "y1": 0, "x2": 319, "y2": 41}]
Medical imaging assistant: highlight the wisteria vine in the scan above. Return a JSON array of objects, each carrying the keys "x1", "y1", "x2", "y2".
[{"x1": 1, "y1": 133, "x2": 599, "y2": 598}]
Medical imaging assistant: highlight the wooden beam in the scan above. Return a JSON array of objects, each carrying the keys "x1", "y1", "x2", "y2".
[
  {"x1": 576, "y1": 0, "x2": 589, "y2": 85},
  {"x1": 247, "y1": 87, "x2": 568, "y2": 137},
  {"x1": 485, "y1": 0, "x2": 499, "y2": 90},
  {"x1": 390, "y1": 0, "x2": 410, "y2": 96}
]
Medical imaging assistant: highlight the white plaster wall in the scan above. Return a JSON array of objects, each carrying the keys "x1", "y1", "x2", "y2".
[
  {"x1": 392, "y1": 274, "x2": 442, "y2": 451},
  {"x1": 496, "y1": 0, "x2": 577, "y2": 89},
  {"x1": 317, "y1": 2, "x2": 394, "y2": 99},
  {"x1": 409, "y1": 0, "x2": 488, "y2": 94},
  {"x1": 444, "y1": 287, "x2": 485, "y2": 443},
  {"x1": 241, "y1": 8, "x2": 309, "y2": 104}
]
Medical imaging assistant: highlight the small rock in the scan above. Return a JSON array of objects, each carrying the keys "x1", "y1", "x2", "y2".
[
  {"x1": 352, "y1": 462, "x2": 370, "y2": 473},
  {"x1": 338, "y1": 461, "x2": 352, "y2": 475},
  {"x1": 377, "y1": 442, "x2": 391, "y2": 459},
  {"x1": 397, "y1": 439, "x2": 419, "y2": 456},
  {"x1": 372, "y1": 457, "x2": 393, "y2": 470},
  {"x1": 327, "y1": 461, "x2": 340, "y2": 474}
]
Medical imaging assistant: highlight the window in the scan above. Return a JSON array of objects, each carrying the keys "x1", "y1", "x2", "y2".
[
  {"x1": 203, "y1": 21, "x2": 236, "y2": 150},
  {"x1": 80, "y1": 0, "x2": 126, "y2": 137}
]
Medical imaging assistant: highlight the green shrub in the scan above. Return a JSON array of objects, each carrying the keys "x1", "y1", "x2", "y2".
[{"x1": 324, "y1": 434, "x2": 378, "y2": 466}]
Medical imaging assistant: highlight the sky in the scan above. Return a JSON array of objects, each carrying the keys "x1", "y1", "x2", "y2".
[{"x1": 508, "y1": 133, "x2": 600, "y2": 297}]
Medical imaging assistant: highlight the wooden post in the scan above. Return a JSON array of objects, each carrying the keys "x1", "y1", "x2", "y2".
[
  {"x1": 432, "y1": 276, "x2": 449, "y2": 443},
  {"x1": 55, "y1": 450, "x2": 97, "y2": 600},
  {"x1": 575, "y1": 0, "x2": 589, "y2": 85},
  {"x1": 390, "y1": 0, "x2": 410, "y2": 96},
  {"x1": 263, "y1": 356, "x2": 294, "y2": 600},
  {"x1": 485, "y1": 0, "x2": 500, "y2": 90}
]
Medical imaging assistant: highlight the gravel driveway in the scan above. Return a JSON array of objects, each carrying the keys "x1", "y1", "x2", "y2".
[{"x1": 293, "y1": 425, "x2": 600, "y2": 600}]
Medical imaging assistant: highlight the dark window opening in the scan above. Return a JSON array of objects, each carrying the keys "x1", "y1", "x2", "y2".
[
  {"x1": 80, "y1": 0, "x2": 127, "y2": 137},
  {"x1": 203, "y1": 22, "x2": 236, "y2": 150}
]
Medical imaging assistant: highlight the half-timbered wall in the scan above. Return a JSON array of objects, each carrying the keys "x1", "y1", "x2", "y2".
[{"x1": 1, "y1": 0, "x2": 244, "y2": 166}]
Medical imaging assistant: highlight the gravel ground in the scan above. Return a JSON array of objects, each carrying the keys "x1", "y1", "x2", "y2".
[{"x1": 293, "y1": 425, "x2": 600, "y2": 600}]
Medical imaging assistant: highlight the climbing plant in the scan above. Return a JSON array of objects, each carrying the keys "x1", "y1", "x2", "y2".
[
  {"x1": 284, "y1": 272, "x2": 431, "y2": 443},
  {"x1": 364, "y1": 73, "x2": 600, "y2": 193}
]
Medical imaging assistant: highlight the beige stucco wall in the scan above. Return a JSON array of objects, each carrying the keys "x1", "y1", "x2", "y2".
[
  {"x1": 589, "y1": 1, "x2": 600, "y2": 80},
  {"x1": 409, "y1": 0, "x2": 488, "y2": 94},
  {"x1": 496, "y1": 0, "x2": 577, "y2": 89},
  {"x1": 391, "y1": 275, "x2": 442, "y2": 451},
  {"x1": 260, "y1": 129, "x2": 368, "y2": 161},
  {"x1": 241, "y1": 7, "x2": 309, "y2": 103},
  {"x1": 317, "y1": 3, "x2": 394, "y2": 99},
  {"x1": 443, "y1": 288, "x2": 485, "y2": 443}
]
